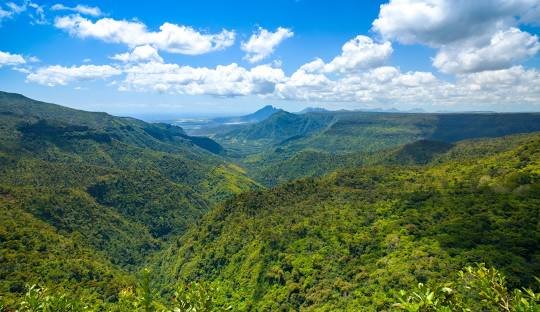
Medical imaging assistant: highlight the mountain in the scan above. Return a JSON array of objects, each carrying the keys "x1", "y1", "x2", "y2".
[
  {"x1": 240, "y1": 105, "x2": 283, "y2": 122},
  {"x1": 155, "y1": 132, "x2": 540, "y2": 310},
  {"x1": 212, "y1": 110, "x2": 540, "y2": 185},
  {"x1": 297, "y1": 107, "x2": 330, "y2": 114},
  {"x1": 217, "y1": 111, "x2": 334, "y2": 145},
  {"x1": 0, "y1": 91, "x2": 258, "y2": 305},
  {"x1": 2, "y1": 91, "x2": 540, "y2": 310},
  {"x1": 213, "y1": 105, "x2": 282, "y2": 125}
]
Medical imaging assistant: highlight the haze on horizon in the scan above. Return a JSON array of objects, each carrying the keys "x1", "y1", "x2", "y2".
[{"x1": 1, "y1": 0, "x2": 540, "y2": 117}]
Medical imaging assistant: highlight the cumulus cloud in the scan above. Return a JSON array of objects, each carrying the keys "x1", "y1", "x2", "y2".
[
  {"x1": 434, "y1": 30, "x2": 539, "y2": 75},
  {"x1": 274, "y1": 64, "x2": 540, "y2": 109},
  {"x1": 373, "y1": 0, "x2": 540, "y2": 74},
  {"x1": 275, "y1": 65, "x2": 439, "y2": 103},
  {"x1": 111, "y1": 45, "x2": 163, "y2": 63},
  {"x1": 241, "y1": 27, "x2": 294, "y2": 63},
  {"x1": 433, "y1": 28, "x2": 540, "y2": 74},
  {"x1": 54, "y1": 15, "x2": 235, "y2": 55},
  {"x1": 51, "y1": 3, "x2": 102, "y2": 17},
  {"x1": 323, "y1": 35, "x2": 392, "y2": 73},
  {"x1": 120, "y1": 62, "x2": 285, "y2": 96},
  {"x1": 0, "y1": 50, "x2": 26, "y2": 67},
  {"x1": 297, "y1": 36, "x2": 392, "y2": 75},
  {"x1": 26, "y1": 64, "x2": 121, "y2": 86}
]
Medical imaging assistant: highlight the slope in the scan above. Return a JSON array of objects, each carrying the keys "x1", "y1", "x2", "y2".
[
  {"x1": 155, "y1": 133, "x2": 540, "y2": 311},
  {"x1": 220, "y1": 110, "x2": 540, "y2": 186},
  {"x1": 0, "y1": 91, "x2": 259, "y2": 302}
]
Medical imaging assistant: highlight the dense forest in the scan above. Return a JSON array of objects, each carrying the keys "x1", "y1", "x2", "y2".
[{"x1": 1, "y1": 92, "x2": 539, "y2": 311}]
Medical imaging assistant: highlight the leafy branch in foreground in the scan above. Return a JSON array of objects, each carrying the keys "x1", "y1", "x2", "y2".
[
  {"x1": 394, "y1": 264, "x2": 540, "y2": 311},
  {"x1": 4, "y1": 269, "x2": 231, "y2": 312}
]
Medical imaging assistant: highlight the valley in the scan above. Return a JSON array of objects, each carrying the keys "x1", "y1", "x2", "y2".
[{"x1": 1, "y1": 92, "x2": 539, "y2": 311}]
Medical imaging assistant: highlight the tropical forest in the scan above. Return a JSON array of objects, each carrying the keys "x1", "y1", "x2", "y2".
[{"x1": 1, "y1": 1, "x2": 540, "y2": 311}]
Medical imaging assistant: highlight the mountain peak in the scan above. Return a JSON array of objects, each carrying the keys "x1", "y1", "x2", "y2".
[{"x1": 240, "y1": 105, "x2": 282, "y2": 122}]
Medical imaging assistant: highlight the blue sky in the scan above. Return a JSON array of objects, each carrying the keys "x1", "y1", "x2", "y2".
[{"x1": 1, "y1": 0, "x2": 540, "y2": 116}]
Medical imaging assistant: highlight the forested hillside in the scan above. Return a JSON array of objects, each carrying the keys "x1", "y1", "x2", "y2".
[
  {"x1": 155, "y1": 132, "x2": 540, "y2": 310},
  {"x1": 1, "y1": 92, "x2": 539, "y2": 311},
  {"x1": 0, "y1": 92, "x2": 258, "y2": 306},
  {"x1": 214, "y1": 110, "x2": 540, "y2": 186}
]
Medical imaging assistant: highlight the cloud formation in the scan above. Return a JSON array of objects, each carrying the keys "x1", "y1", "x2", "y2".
[
  {"x1": 274, "y1": 65, "x2": 540, "y2": 109},
  {"x1": 27, "y1": 64, "x2": 121, "y2": 86},
  {"x1": 51, "y1": 4, "x2": 102, "y2": 17},
  {"x1": 54, "y1": 15, "x2": 236, "y2": 55},
  {"x1": 11, "y1": 0, "x2": 540, "y2": 111},
  {"x1": 120, "y1": 62, "x2": 285, "y2": 96},
  {"x1": 433, "y1": 28, "x2": 540, "y2": 74},
  {"x1": 305, "y1": 35, "x2": 393, "y2": 74},
  {"x1": 111, "y1": 45, "x2": 164, "y2": 63},
  {"x1": 373, "y1": 0, "x2": 540, "y2": 74},
  {"x1": 0, "y1": 51, "x2": 25, "y2": 67},
  {"x1": 0, "y1": 1, "x2": 46, "y2": 25},
  {"x1": 241, "y1": 27, "x2": 293, "y2": 63}
]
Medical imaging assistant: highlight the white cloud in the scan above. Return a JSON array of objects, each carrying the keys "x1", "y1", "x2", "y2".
[
  {"x1": 0, "y1": 1, "x2": 31, "y2": 23},
  {"x1": 275, "y1": 65, "x2": 440, "y2": 103},
  {"x1": 54, "y1": 15, "x2": 235, "y2": 55},
  {"x1": 51, "y1": 4, "x2": 102, "y2": 17},
  {"x1": 274, "y1": 64, "x2": 540, "y2": 110},
  {"x1": 27, "y1": 1, "x2": 46, "y2": 24},
  {"x1": 296, "y1": 36, "x2": 392, "y2": 75},
  {"x1": 323, "y1": 35, "x2": 392, "y2": 73},
  {"x1": 0, "y1": 1, "x2": 47, "y2": 25},
  {"x1": 111, "y1": 45, "x2": 163, "y2": 63},
  {"x1": 0, "y1": 51, "x2": 25, "y2": 67},
  {"x1": 26, "y1": 64, "x2": 121, "y2": 86},
  {"x1": 5, "y1": 2, "x2": 26, "y2": 14},
  {"x1": 120, "y1": 62, "x2": 285, "y2": 96},
  {"x1": 433, "y1": 28, "x2": 540, "y2": 74},
  {"x1": 241, "y1": 27, "x2": 293, "y2": 63},
  {"x1": 372, "y1": 0, "x2": 534, "y2": 46},
  {"x1": 373, "y1": 0, "x2": 540, "y2": 74},
  {"x1": 19, "y1": 11, "x2": 540, "y2": 111}
]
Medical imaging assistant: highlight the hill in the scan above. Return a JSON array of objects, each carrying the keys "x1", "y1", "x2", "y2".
[
  {"x1": 212, "y1": 105, "x2": 282, "y2": 125},
  {"x1": 155, "y1": 133, "x2": 540, "y2": 310},
  {"x1": 297, "y1": 107, "x2": 330, "y2": 114},
  {"x1": 0, "y1": 91, "x2": 258, "y2": 304},
  {"x1": 213, "y1": 110, "x2": 540, "y2": 185}
]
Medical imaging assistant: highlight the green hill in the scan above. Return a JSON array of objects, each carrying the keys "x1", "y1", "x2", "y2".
[
  {"x1": 155, "y1": 132, "x2": 540, "y2": 311},
  {"x1": 217, "y1": 110, "x2": 540, "y2": 186},
  {"x1": 1, "y1": 92, "x2": 539, "y2": 310},
  {"x1": 0, "y1": 92, "x2": 258, "y2": 304}
]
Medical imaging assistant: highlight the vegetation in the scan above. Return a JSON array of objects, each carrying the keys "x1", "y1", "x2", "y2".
[
  {"x1": 395, "y1": 264, "x2": 539, "y2": 311},
  {"x1": 0, "y1": 92, "x2": 258, "y2": 305},
  {"x1": 2, "y1": 264, "x2": 538, "y2": 311},
  {"x1": 210, "y1": 110, "x2": 540, "y2": 186},
  {"x1": 1, "y1": 92, "x2": 539, "y2": 310},
  {"x1": 155, "y1": 132, "x2": 540, "y2": 310}
]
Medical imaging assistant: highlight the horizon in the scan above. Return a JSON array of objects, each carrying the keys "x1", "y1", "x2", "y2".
[
  {"x1": 1, "y1": 1, "x2": 540, "y2": 115},
  {"x1": 4, "y1": 90, "x2": 540, "y2": 123}
]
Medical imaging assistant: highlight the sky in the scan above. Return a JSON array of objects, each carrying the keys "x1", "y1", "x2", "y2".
[{"x1": 1, "y1": 0, "x2": 540, "y2": 116}]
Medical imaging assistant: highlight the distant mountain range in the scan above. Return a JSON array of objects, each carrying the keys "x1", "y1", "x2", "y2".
[{"x1": 297, "y1": 107, "x2": 330, "y2": 114}]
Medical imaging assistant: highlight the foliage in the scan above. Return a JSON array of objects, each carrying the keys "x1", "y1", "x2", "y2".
[
  {"x1": 155, "y1": 133, "x2": 540, "y2": 310},
  {"x1": 2, "y1": 91, "x2": 540, "y2": 310},
  {"x1": 2, "y1": 271, "x2": 230, "y2": 312},
  {"x1": 395, "y1": 264, "x2": 540, "y2": 311},
  {"x1": 212, "y1": 110, "x2": 540, "y2": 186},
  {"x1": 0, "y1": 91, "x2": 257, "y2": 304}
]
